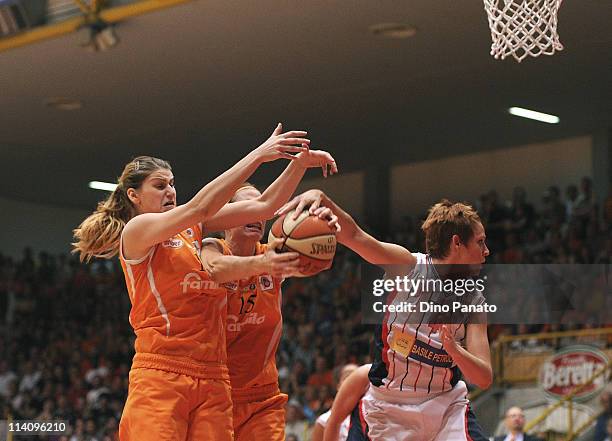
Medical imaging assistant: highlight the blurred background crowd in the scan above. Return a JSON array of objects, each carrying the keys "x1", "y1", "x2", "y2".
[{"x1": 0, "y1": 178, "x2": 610, "y2": 440}]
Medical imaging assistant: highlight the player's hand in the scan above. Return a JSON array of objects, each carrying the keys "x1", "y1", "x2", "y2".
[
  {"x1": 261, "y1": 238, "x2": 301, "y2": 278},
  {"x1": 312, "y1": 206, "x2": 341, "y2": 232},
  {"x1": 432, "y1": 324, "x2": 459, "y2": 355},
  {"x1": 254, "y1": 123, "x2": 310, "y2": 163},
  {"x1": 294, "y1": 148, "x2": 338, "y2": 178},
  {"x1": 275, "y1": 189, "x2": 325, "y2": 220}
]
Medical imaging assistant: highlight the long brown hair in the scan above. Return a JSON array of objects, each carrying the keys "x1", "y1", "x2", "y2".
[{"x1": 72, "y1": 156, "x2": 171, "y2": 262}]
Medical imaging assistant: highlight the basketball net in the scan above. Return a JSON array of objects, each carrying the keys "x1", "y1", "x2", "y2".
[{"x1": 483, "y1": 0, "x2": 564, "y2": 62}]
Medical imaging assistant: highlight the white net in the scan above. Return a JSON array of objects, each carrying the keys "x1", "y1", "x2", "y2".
[{"x1": 483, "y1": 0, "x2": 564, "y2": 62}]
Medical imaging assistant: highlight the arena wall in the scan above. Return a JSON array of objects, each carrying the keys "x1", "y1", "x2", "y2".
[{"x1": 390, "y1": 135, "x2": 593, "y2": 223}]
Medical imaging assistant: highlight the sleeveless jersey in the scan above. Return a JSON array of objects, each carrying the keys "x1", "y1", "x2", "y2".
[
  {"x1": 206, "y1": 239, "x2": 283, "y2": 401},
  {"x1": 119, "y1": 224, "x2": 229, "y2": 379},
  {"x1": 369, "y1": 253, "x2": 484, "y2": 397},
  {"x1": 316, "y1": 409, "x2": 350, "y2": 441}
]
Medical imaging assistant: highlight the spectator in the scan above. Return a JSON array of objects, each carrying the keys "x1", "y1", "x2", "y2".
[
  {"x1": 54, "y1": 395, "x2": 73, "y2": 420},
  {"x1": 35, "y1": 398, "x2": 55, "y2": 421},
  {"x1": 595, "y1": 237, "x2": 612, "y2": 264},
  {"x1": 595, "y1": 389, "x2": 612, "y2": 441},
  {"x1": 83, "y1": 418, "x2": 99, "y2": 441},
  {"x1": 604, "y1": 188, "x2": 612, "y2": 225},
  {"x1": 307, "y1": 356, "x2": 334, "y2": 387},
  {"x1": 0, "y1": 361, "x2": 17, "y2": 398},
  {"x1": 69, "y1": 418, "x2": 85, "y2": 441},
  {"x1": 502, "y1": 233, "x2": 524, "y2": 264},
  {"x1": 541, "y1": 185, "x2": 566, "y2": 226},
  {"x1": 289, "y1": 359, "x2": 309, "y2": 396},
  {"x1": 574, "y1": 176, "x2": 596, "y2": 220},
  {"x1": 316, "y1": 384, "x2": 334, "y2": 414},
  {"x1": 482, "y1": 190, "x2": 508, "y2": 253},
  {"x1": 522, "y1": 230, "x2": 547, "y2": 262},
  {"x1": 285, "y1": 400, "x2": 311, "y2": 441},
  {"x1": 509, "y1": 186, "x2": 535, "y2": 234},
  {"x1": 494, "y1": 406, "x2": 543, "y2": 441},
  {"x1": 603, "y1": 417, "x2": 612, "y2": 441},
  {"x1": 565, "y1": 184, "x2": 579, "y2": 222},
  {"x1": 19, "y1": 360, "x2": 41, "y2": 393}
]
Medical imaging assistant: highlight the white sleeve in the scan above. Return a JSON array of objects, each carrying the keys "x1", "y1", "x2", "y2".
[{"x1": 315, "y1": 410, "x2": 331, "y2": 428}]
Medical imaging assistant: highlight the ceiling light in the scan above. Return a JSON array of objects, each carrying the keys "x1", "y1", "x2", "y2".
[
  {"x1": 508, "y1": 107, "x2": 560, "y2": 124},
  {"x1": 369, "y1": 23, "x2": 417, "y2": 39},
  {"x1": 89, "y1": 181, "x2": 117, "y2": 191},
  {"x1": 45, "y1": 97, "x2": 82, "y2": 111}
]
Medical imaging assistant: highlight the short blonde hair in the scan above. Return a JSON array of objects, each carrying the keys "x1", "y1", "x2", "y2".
[{"x1": 229, "y1": 182, "x2": 260, "y2": 203}]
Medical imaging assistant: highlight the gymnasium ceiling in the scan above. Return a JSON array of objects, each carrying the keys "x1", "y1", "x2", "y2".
[{"x1": 1, "y1": 0, "x2": 611, "y2": 209}]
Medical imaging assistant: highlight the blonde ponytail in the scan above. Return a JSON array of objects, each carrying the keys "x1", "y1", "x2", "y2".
[
  {"x1": 72, "y1": 156, "x2": 171, "y2": 262},
  {"x1": 73, "y1": 187, "x2": 135, "y2": 262}
]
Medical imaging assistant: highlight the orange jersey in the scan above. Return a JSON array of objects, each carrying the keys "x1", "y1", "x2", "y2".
[
  {"x1": 119, "y1": 225, "x2": 229, "y2": 379},
  {"x1": 210, "y1": 239, "x2": 283, "y2": 400}
]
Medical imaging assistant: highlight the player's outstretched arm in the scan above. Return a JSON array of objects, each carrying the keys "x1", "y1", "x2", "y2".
[
  {"x1": 438, "y1": 321, "x2": 493, "y2": 389},
  {"x1": 311, "y1": 424, "x2": 325, "y2": 441},
  {"x1": 201, "y1": 238, "x2": 301, "y2": 283},
  {"x1": 276, "y1": 189, "x2": 416, "y2": 266},
  {"x1": 123, "y1": 123, "x2": 310, "y2": 259},
  {"x1": 203, "y1": 146, "x2": 337, "y2": 232},
  {"x1": 323, "y1": 364, "x2": 371, "y2": 441}
]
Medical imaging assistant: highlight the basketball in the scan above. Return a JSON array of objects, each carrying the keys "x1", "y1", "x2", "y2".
[{"x1": 268, "y1": 210, "x2": 337, "y2": 277}]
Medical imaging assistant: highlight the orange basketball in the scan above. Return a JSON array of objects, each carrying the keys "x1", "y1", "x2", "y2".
[{"x1": 268, "y1": 210, "x2": 337, "y2": 277}]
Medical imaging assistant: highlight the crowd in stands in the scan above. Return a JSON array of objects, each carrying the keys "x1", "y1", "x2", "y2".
[
  {"x1": 0, "y1": 178, "x2": 610, "y2": 440},
  {"x1": 0, "y1": 252, "x2": 131, "y2": 440},
  {"x1": 392, "y1": 178, "x2": 610, "y2": 265}
]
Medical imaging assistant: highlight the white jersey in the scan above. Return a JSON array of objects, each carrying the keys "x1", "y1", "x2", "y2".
[
  {"x1": 369, "y1": 253, "x2": 484, "y2": 397},
  {"x1": 316, "y1": 410, "x2": 350, "y2": 441}
]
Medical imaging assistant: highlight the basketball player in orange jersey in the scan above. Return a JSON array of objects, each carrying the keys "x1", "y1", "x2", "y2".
[
  {"x1": 72, "y1": 123, "x2": 337, "y2": 441},
  {"x1": 199, "y1": 183, "x2": 340, "y2": 441},
  {"x1": 278, "y1": 190, "x2": 491, "y2": 441}
]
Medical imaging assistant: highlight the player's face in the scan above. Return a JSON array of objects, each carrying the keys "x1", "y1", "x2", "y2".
[
  {"x1": 229, "y1": 187, "x2": 266, "y2": 242},
  {"x1": 458, "y1": 222, "x2": 489, "y2": 267},
  {"x1": 130, "y1": 169, "x2": 176, "y2": 214}
]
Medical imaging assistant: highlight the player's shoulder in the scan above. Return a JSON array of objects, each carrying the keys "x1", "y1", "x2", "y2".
[
  {"x1": 382, "y1": 253, "x2": 424, "y2": 278},
  {"x1": 202, "y1": 237, "x2": 229, "y2": 254}
]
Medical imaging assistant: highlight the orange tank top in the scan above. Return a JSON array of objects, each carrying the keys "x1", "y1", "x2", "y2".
[
  {"x1": 119, "y1": 225, "x2": 229, "y2": 379},
  {"x1": 210, "y1": 239, "x2": 283, "y2": 402}
]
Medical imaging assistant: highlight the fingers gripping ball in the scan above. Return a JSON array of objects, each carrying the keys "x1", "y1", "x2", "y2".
[{"x1": 268, "y1": 210, "x2": 336, "y2": 277}]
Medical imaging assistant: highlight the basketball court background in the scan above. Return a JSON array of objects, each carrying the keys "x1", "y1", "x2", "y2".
[{"x1": 0, "y1": 1, "x2": 611, "y2": 440}]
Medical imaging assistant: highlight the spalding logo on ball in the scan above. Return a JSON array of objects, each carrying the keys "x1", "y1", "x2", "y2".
[{"x1": 268, "y1": 210, "x2": 337, "y2": 277}]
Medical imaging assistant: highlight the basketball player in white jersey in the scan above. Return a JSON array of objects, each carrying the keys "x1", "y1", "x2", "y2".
[
  {"x1": 321, "y1": 364, "x2": 372, "y2": 441},
  {"x1": 277, "y1": 191, "x2": 491, "y2": 441},
  {"x1": 312, "y1": 363, "x2": 362, "y2": 441}
]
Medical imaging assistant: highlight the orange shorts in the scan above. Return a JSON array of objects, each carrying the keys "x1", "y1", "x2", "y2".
[
  {"x1": 232, "y1": 393, "x2": 288, "y2": 441},
  {"x1": 119, "y1": 367, "x2": 233, "y2": 441}
]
